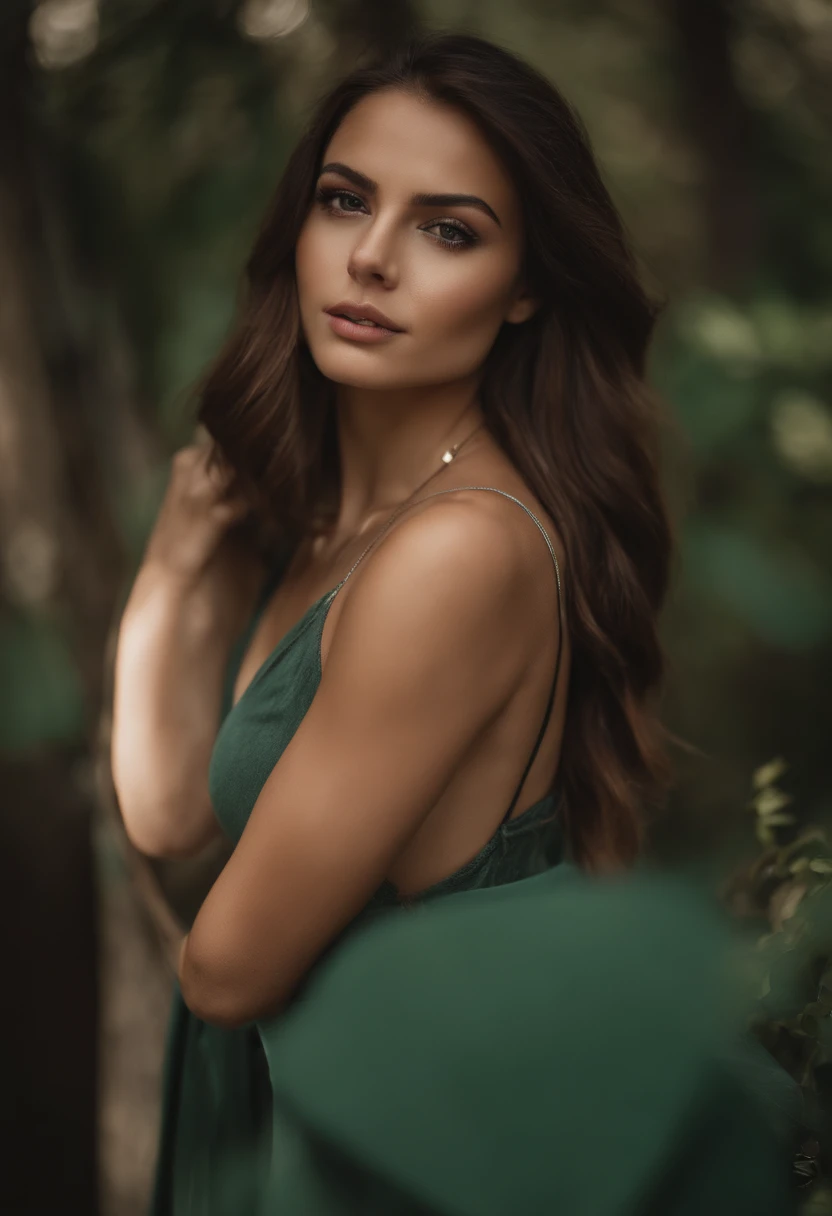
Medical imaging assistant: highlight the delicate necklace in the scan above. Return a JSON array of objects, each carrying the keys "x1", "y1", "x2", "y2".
[
  {"x1": 385, "y1": 418, "x2": 486, "y2": 524},
  {"x1": 306, "y1": 417, "x2": 486, "y2": 577},
  {"x1": 324, "y1": 418, "x2": 486, "y2": 587}
]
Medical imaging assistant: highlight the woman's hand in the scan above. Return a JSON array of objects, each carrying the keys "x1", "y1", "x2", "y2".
[{"x1": 143, "y1": 439, "x2": 254, "y2": 585}]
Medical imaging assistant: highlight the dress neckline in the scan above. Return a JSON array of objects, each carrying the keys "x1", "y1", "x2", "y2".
[
  {"x1": 234, "y1": 482, "x2": 562, "y2": 719},
  {"x1": 230, "y1": 571, "x2": 343, "y2": 712}
]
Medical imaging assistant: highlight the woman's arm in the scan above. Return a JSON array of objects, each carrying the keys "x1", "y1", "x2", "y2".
[
  {"x1": 179, "y1": 501, "x2": 550, "y2": 1028},
  {"x1": 111, "y1": 562, "x2": 236, "y2": 860},
  {"x1": 111, "y1": 442, "x2": 261, "y2": 861}
]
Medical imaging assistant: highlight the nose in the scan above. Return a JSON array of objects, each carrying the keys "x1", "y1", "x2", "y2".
[{"x1": 347, "y1": 217, "x2": 399, "y2": 289}]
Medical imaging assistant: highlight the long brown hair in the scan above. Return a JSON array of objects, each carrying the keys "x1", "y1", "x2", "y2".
[{"x1": 197, "y1": 31, "x2": 680, "y2": 873}]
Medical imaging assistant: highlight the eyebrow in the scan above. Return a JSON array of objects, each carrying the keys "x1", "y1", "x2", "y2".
[{"x1": 318, "y1": 161, "x2": 502, "y2": 227}]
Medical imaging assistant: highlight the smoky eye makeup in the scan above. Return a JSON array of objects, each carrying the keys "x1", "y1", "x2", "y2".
[{"x1": 312, "y1": 182, "x2": 481, "y2": 252}]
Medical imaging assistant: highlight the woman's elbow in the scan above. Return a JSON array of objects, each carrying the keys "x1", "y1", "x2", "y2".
[
  {"x1": 178, "y1": 934, "x2": 287, "y2": 1029},
  {"x1": 118, "y1": 794, "x2": 221, "y2": 861},
  {"x1": 180, "y1": 984, "x2": 253, "y2": 1030}
]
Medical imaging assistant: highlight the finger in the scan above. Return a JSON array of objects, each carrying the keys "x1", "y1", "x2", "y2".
[
  {"x1": 213, "y1": 497, "x2": 251, "y2": 526},
  {"x1": 206, "y1": 460, "x2": 239, "y2": 498}
]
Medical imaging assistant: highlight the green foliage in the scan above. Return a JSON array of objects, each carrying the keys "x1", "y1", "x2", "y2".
[
  {"x1": 654, "y1": 288, "x2": 832, "y2": 836},
  {"x1": 39, "y1": 0, "x2": 292, "y2": 435},
  {"x1": 0, "y1": 611, "x2": 86, "y2": 750},
  {"x1": 683, "y1": 521, "x2": 832, "y2": 651},
  {"x1": 725, "y1": 760, "x2": 832, "y2": 1209}
]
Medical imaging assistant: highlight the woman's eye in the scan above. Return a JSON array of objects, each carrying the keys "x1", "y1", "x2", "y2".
[
  {"x1": 315, "y1": 187, "x2": 365, "y2": 213},
  {"x1": 426, "y1": 221, "x2": 477, "y2": 250}
]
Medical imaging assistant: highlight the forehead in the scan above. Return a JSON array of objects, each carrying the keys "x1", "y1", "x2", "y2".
[{"x1": 322, "y1": 88, "x2": 520, "y2": 226}]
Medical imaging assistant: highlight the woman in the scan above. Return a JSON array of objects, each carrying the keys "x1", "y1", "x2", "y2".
[{"x1": 112, "y1": 31, "x2": 796, "y2": 1216}]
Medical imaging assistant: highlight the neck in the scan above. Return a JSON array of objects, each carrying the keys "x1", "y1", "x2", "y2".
[{"x1": 330, "y1": 376, "x2": 485, "y2": 535}]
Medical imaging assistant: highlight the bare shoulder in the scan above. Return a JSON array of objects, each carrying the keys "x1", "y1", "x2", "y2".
[
  {"x1": 339, "y1": 490, "x2": 532, "y2": 631},
  {"x1": 320, "y1": 483, "x2": 562, "y2": 695},
  {"x1": 373, "y1": 481, "x2": 563, "y2": 610}
]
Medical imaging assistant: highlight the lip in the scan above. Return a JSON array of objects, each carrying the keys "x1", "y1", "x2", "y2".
[{"x1": 325, "y1": 301, "x2": 404, "y2": 333}]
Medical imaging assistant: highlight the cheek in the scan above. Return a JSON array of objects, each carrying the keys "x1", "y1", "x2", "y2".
[{"x1": 409, "y1": 258, "x2": 517, "y2": 360}]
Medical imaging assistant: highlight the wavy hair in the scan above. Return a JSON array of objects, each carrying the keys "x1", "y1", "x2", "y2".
[{"x1": 196, "y1": 31, "x2": 682, "y2": 872}]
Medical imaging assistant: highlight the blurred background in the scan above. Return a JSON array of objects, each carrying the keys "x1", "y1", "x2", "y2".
[{"x1": 0, "y1": 0, "x2": 829, "y2": 1212}]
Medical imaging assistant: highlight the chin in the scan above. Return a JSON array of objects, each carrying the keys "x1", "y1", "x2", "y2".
[{"x1": 309, "y1": 350, "x2": 416, "y2": 391}]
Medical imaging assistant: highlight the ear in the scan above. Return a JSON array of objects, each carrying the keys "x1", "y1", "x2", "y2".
[{"x1": 504, "y1": 285, "x2": 540, "y2": 326}]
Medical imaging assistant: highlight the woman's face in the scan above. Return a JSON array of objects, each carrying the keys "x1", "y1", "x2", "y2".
[{"x1": 295, "y1": 88, "x2": 536, "y2": 392}]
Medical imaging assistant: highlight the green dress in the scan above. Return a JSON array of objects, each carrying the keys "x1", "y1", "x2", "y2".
[
  {"x1": 151, "y1": 487, "x2": 567, "y2": 1216},
  {"x1": 150, "y1": 487, "x2": 799, "y2": 1215}
]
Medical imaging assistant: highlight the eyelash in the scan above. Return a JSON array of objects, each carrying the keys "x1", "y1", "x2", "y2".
[{"x1": 313, "y1": 186, "x2": 479, "y2": 251}]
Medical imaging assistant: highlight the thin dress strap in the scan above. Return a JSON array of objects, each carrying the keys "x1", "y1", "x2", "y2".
[{"x1": 330, "y1": 486, "x2": 565, "y2": 828}]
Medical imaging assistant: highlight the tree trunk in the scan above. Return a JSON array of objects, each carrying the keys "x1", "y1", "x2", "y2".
[
  {"x1": 0, "y1": 6, "x2": 162, "y2": 1213},
  {"x1": 665, "y1": 0, "x2": 762, "y2": 294}
]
